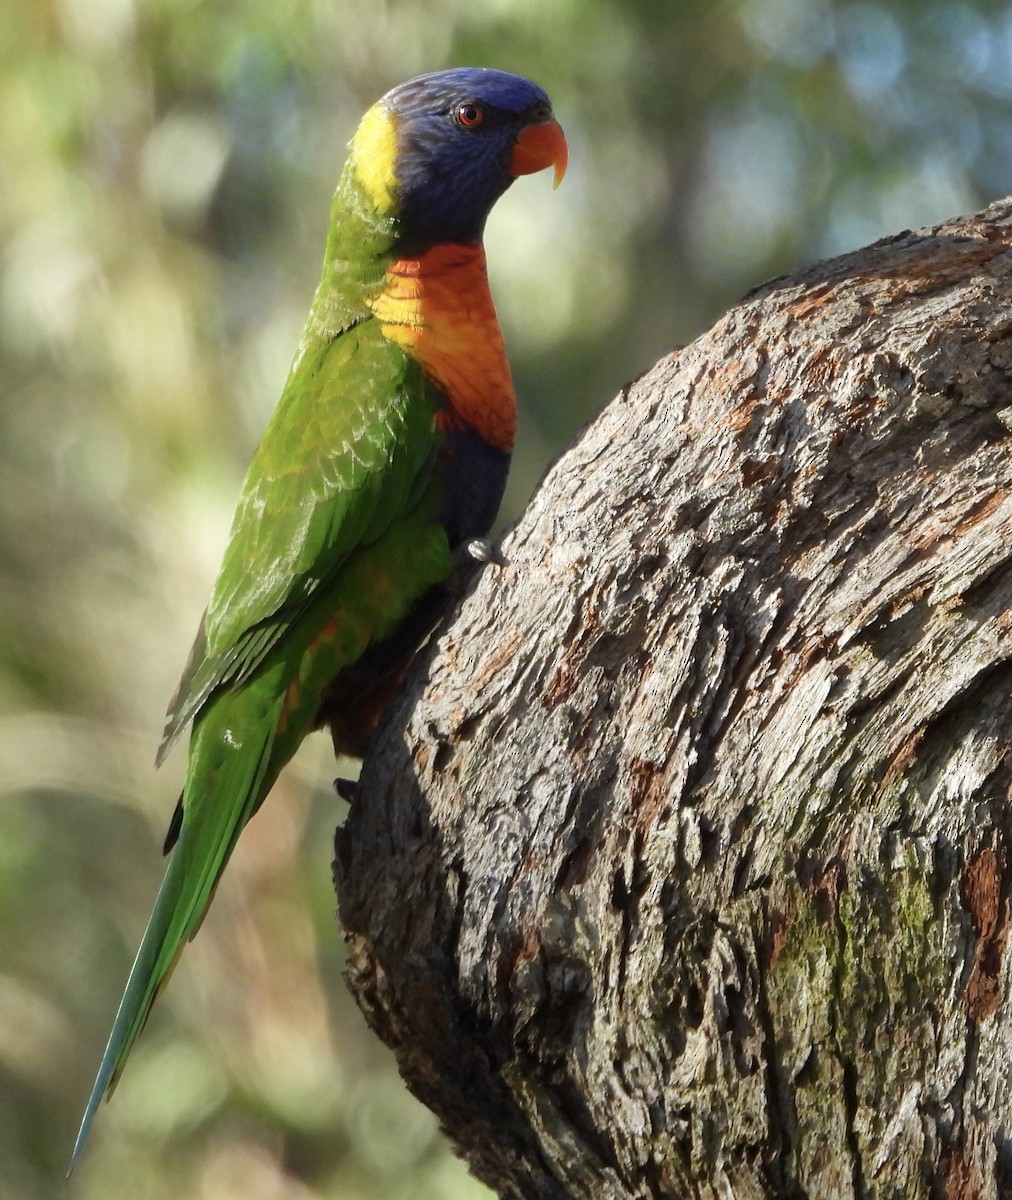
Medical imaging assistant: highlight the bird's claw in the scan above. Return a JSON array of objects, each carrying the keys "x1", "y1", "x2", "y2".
[
  {"x1": 333, "y1": 777, "x2": 360, "y2": 804},
  {"x1": 458, "y1": 538, "x2": 508, "y2": 568},
  {"x1": 445, "y1": 538, "x2": 508, "y2": 595}
]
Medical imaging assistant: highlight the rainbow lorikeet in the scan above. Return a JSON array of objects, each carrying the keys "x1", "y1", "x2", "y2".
[{"x1": 72, "y1": 67, "x2": 567, "y2": 1165}]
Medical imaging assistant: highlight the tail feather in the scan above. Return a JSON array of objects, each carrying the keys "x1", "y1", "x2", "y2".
[
  {"x1": 70, "y1": 691, "x2": 283, "y2": 1174},
  {"x1": 70, "y1": 852, "x2": 187, "y2": 1172}
]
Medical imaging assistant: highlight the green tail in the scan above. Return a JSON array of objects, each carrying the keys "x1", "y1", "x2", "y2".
[
  {"x1": 72, "y1": 522, "x2": 454, "y2": 1172},
  {"x1": 70, "y1": 681, "x2": 285, "y2": 1172}
]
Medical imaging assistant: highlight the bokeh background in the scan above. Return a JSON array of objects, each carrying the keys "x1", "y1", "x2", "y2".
[{"x1": 3, "y1": 1, "x2": 1011, "y2": 1197}]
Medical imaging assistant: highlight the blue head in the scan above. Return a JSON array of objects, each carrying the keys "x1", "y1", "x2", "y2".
[{"x1": 350, "y1": 68, "x2": 567, "y2": 249}]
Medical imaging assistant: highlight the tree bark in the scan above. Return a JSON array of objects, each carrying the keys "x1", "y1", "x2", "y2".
[{"x1": 334, "y1": 198, "x2": 1012, "y2": 1199}]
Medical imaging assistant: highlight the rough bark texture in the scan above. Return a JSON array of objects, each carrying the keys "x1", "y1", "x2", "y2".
[{"x1": 334, "y1": 198, "x2": 1012, "y2": 1199}]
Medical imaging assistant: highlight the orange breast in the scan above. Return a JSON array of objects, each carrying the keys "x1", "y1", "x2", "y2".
[{"x1": 367, "y1": 243, "x2": 516, "y2": 453}]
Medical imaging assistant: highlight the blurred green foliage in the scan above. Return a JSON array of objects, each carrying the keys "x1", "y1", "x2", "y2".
[{"x1": 2, "y1": 1, "x2": 1010, "y2": 1196}]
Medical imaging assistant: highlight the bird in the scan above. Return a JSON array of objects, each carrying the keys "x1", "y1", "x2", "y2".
[{"x1": 71, "y1": 66, "x2": 567, "y2": 1167}]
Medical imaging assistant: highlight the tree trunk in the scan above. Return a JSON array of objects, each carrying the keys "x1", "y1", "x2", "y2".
[{"x1": 334, "y1": 198, "x2": 1012, "y2": 1199}]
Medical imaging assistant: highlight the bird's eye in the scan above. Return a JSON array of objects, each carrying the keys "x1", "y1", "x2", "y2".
[{"x1": 454, "y1": 102, "x2": 485, "y2": 128}]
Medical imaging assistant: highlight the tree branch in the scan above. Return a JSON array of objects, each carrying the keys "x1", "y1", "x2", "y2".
[{"x1": 335, "y1": 198, "x2": 1012, "y2": 1199}]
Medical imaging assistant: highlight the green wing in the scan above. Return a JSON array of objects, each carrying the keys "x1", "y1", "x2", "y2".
[{"x1": 157, "y1": 316, "x2": 439, "y2": 763}]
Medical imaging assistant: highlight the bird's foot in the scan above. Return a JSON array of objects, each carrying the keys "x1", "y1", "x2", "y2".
[
  {"x1": 333, "y1": 776, "x2": 360, "y2": 804},
  {"x1": 447, "y1": 538, "x2": 507, "y2": 595},
  {"x1": 458, "y1": 537, "x2": 508, "y2": 568}
]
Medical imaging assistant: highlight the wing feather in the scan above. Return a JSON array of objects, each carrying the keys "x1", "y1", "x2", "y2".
[{"x1": 158, "y1": 317, "x2": 440, "y2": 761}]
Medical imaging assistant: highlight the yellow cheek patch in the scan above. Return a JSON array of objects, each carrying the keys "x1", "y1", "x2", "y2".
[{"x1": 350, "y1": 103, "x2": 399, "y2": 216}]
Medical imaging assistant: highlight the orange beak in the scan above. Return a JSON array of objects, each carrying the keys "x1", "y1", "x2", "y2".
[{"x1": 510, "y1": 116, "x2": 568, "y2": 189}]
